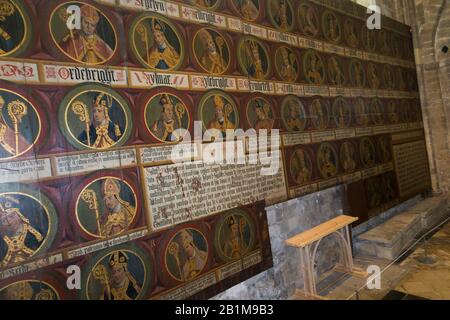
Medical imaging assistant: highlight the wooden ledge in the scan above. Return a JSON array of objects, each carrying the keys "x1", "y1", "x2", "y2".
[{"x1": 285, "y1": 215, "x2": 358, "y2": 248}]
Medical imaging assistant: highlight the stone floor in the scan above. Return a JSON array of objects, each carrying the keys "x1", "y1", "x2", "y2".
[
  {"x1": 315, "y1": 219, "x2": 450, "y2": 300},
  {"x1": 394, "y1": 221, "x2": 450, "y2": 299}
]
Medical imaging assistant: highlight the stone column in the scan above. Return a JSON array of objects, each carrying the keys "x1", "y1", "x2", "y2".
[{"x1": 407, "y1": 0, "x2": 450, "y2": 193}]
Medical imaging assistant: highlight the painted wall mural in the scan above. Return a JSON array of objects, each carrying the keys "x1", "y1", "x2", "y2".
[{"x1": 0, "y1": 0, "x2": 430, "y2": 300}]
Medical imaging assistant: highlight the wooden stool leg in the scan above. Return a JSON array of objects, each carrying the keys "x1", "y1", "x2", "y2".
[
  {"x1": 294, "y1": 245, "x2": 328, "y2": 300},
  {"x1": 334, "y1": 227, "x2": 368, "y2": 279}
]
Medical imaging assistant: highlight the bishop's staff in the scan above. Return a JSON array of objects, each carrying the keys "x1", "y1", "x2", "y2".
[
  {"x1": 81, "y1": 188, "x2": 102, "y2": 237},
  {"x1": 223, "y1": 103, "x2": 233, "y2": 129},
  {"x1": 168, "y1": 242, "x2": 183, "y2": 281},
  {"x1": 58, "y1": 7, "x2": 80, "y2": 61},
  {"x1": 173, "y1": 102, "x2": 186, "y2": 141},
  {"x1": 35, "y1": 289, "x2": 55, "y2": 300},
  {"x1": 7, "y1": 100, "x2": 27, "y2": 156},
  {"x1": 215, "y1": 36, "x2": 225, "y2": 72},
  {"x1": 72, "y1": 100, "x2": 91, "y2": 147},
  {"x1": 136, "y1": 21, "x2": 149, "y2": 66},
  {"x1": 0, "y1": 0, "x2": 15, "y2": 55},
  {"x1": 239, "y1": 217, "x2": 247, "y2": 252}
]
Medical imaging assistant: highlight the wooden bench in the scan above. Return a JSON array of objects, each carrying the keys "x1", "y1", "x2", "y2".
[{"x1": 286, "y1": 215, "x2": 367, "y2": 300}]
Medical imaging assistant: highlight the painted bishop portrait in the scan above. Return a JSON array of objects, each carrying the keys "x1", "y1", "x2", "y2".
[
  {"x1": 57, "y1": 4, "x2": 115, "y2": 64},
  {"x1": 75, "y1": 94, "x2": 124, "y2": 150},
  {"x1": 77, "y1": 177, "x2": 137, "y2": 239}
]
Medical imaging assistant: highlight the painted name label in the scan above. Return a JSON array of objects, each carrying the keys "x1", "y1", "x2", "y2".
[
  {"x1": 190, "y1": 75, "x2": 237, "y2": 91},
  {"x1": 0, "y1": 158, "x2": 52, "y2": 183},
  {"x1": 130, "y1": 71, "x2": 189, "y2": 89},
  {"x1": 119, "y1": 0, "x2": 167, "y2": 13},
  {"x1": 0, "y1": 60, "x2": 39, "y2": 82},
  {"x1": 180, "y1": 5, "x2": 226, "y2": 27},
  {"x1": 43, "y1": 65, "x2": 127, "y2": 86}
]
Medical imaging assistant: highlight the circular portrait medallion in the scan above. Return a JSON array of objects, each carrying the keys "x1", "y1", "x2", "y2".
[
  {"x1": 410, "y1": 100, "x2": 422, "y2": 122},
  {"x1": 328, "y1": 55, "x2": 346, "y2": 86},
  {"x1": 400, "y1": 99, "x2": 410, "y2": 123},
  {"x1": 303, "y1": 49, "x2": 325, "y2": 85},
  {"x1": 281, "y1": 95, "x2": 307, "y2": 132},
  {"x1": 359, "y1": 137, "x2": 376, "y2": 168},
  {"x1": 397, "y1": 67, "x2": 407, "y2": 91},
  {"x1": 354, "y1": 97, "x2": 369, "y2": 127},
  {"x1": 274, "y1": 46, "x2": 299, "y2": 82},
  {"x1": 75, "y1": 176, "x2": 138, "y2": 239},
  {"x1": 391, "y1": 34, "x2": 403, "y2": 58},
  {"x1": 130, "y1": 13, "x2": 184, "y2": 71},
  {"x1": 344, "y1": 18, "x2": 360, "y2": 48},
  {"x1": 82, "y1": 245, "x2": 151, "y2": 300},
  {"x1": 229, "y1": 0, "x2": 261, "y2": 22},
  {"x1": 378, "y1": 29, "x2": 391, "y2": 56},
  {"x1": 411, "y1": 100, "x2": 422, "y2": 123},
  {"x1": 0, "y1": 280, "x2": 59, "y2": 300},
  {"x1": 199, "y1": 90, "x2": 239, "y2": 136},
  {"x1": 322, "y1": 10, "x2": 342, "y2": 44},
  {"x1": 190, "y1": 0, "x2": 222, "y2": 10},
  {"x1": 0, "y1": 184, "x2": 58, "y2": 268},
  {"x1": 290, "y1": 147, "x2": 313, "y2": 185},
  {"x1": 49, "y1": 1, "x2": 117, "y2": 65},
  {"x1": 165, "y1": 228, "x2": 208, "y2": 282},
  {"x1": 193, "y1": 28, "x2": 230, "y2": 75},
  {"x1": 214, "y1": 209, "x2": 256, "y2": 262},
  {"x1": 406, "y1": 70, "x2": 418, "y2": 92},
  {"x1": 349, "y1": 59, "x2": 366, "y2": 88},
  {"x1": 377, "y1": 135, "x2": 391, "y2": 163},
  {"x1": 58, "y1": 84, "x2": 132, "y2": 151},
  {"x1": 317, "y1": 143, "x2": 338, "y2": 179},
  {"x1": 340, "y1": 141, "x2": 357, "y2": 173},
  {"x1": 383, "y1": 64, "x2": 396, "y2": 90},
  {"x1": 404, "y1": 39, "x2": 414, "y2": 61},
  {"x1": 361, "y1": 26, "x2": 376, "y2": 52},
  {"x1": 386, "y1": 101, "x2": 399, "y2": 124},
  {"x1": 333, "y1": 97, "x2": 352, "y2": 128},
  {"x1": 298, "y1": 2, "x2": 320, "y2": 38},
  {"x1": 246, "y1": 96, "x2": 275, "y2": 131},
  {"x1": 367, "y1": 62, "x2": 381, "y2": 90},
  {"x1": 366, "y1": 176, "x2": 382, "y2": 209},
  {"x1": 370, "y1": 98, "x2": 385, "y2": 126},
  {"x1": 381, "y1": 173, "x2": 397, "y2": 202},
  {"x1": 310, "y1": 98, "x2": 330, "y2": 130},
  {"x1": 0, "y1": 88, "x2": 42, "y2": 161},
  {"x1": 267, "y1": 0, "x2": 294, "y2": 32},
  {"x1": 144, "y1": 92, "x2": 190, "y2": 143},
  {"x1": 0, "y1": 0, "x2": 32, "y2": 57},
  {"x1": 237, "y1": 35, "x2": 271, "y2": 80}
]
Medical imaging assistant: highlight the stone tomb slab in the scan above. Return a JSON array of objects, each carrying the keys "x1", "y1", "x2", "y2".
[
  {"x1": 405, "y1": 195, "x2": 449, "y2": 230},
  {"x1": 355, "y1": 212, "x2": 422, "y2": 260}
]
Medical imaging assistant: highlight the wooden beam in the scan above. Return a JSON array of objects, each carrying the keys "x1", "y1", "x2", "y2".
[{"x1": 285, "y1": 215, "x2": 358, "y2": 248}]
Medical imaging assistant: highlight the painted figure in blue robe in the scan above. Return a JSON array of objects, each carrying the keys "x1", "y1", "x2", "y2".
[
  {"x1": 244, "y1": 39, "x2": 265, "y2": 79},
  {"x1": 273, "y1": 0, "x2": 290, "y2": 31},
  {"x1": 0, "y1": 26, "x2": 14, "y2": 55},
  {"x1": 146, "y1": 19, "x2": 180, "y2": 70},
  {"x1": 0, "y1": 0, "x2": 27, "y2": 56},
  {"x1": 99, "y1": 251, "x2": 141, "y2": 300}
]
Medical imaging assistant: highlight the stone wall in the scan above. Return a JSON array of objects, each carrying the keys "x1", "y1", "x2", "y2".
[
  {"x1": 406, "y1": 0, "x2": 450, "y2": 193},
  {"x1": 351, "y1": 0, "x2": 413, "y2": 25}
]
